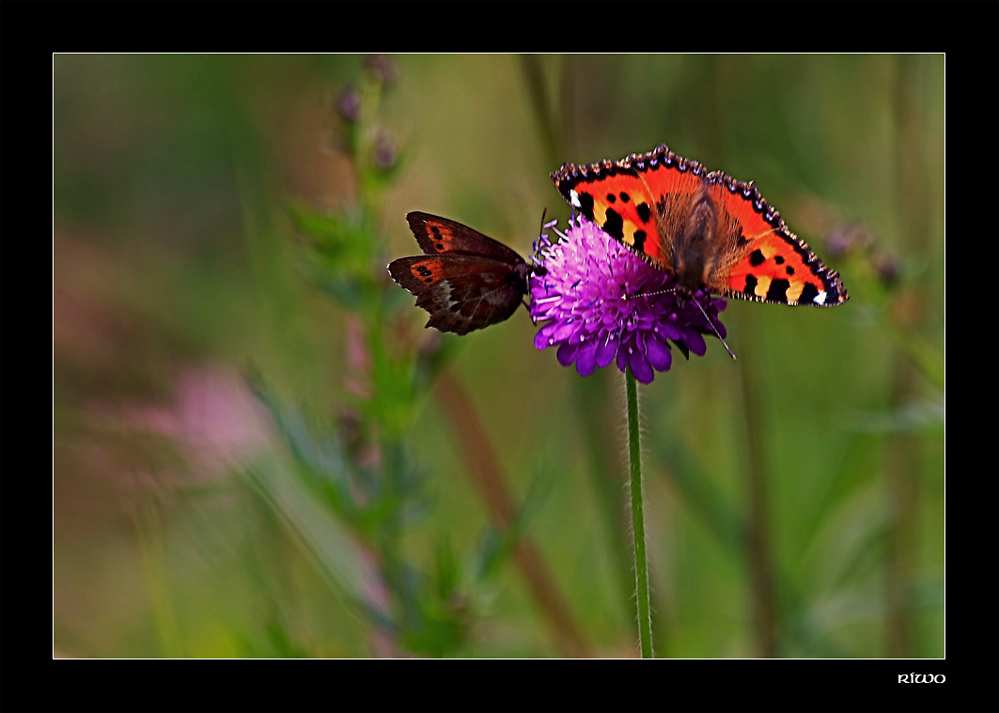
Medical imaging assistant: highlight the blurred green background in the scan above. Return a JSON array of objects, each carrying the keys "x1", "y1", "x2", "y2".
[{"x1": 54, "y1": 54, "x2": 943, "y2": 658}]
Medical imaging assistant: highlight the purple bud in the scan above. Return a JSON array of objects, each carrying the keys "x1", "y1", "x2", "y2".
[
  {"x1": 363, "y1": 54, "x2": 398, "y2": 85},
  {"x1": 336, "y1": 85, "x2": 361, "y2": 122},
  {"x1": 825, "y1": 223, "x2": 871, "y2": 259},
  {"x1": 873, "y1": 250, "x2": 899, "y2": 286},
  {"x1": 373, "y1": 131, "x2": 397, "y2": 171}
]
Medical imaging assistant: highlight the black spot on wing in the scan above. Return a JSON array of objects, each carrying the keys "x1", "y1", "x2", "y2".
[
  {"x1": 603, "y1": 208, "x2": 624, "y2": 240},
  {"x1": 749, "y1": 249, "x2": 766, "y2": 267},
  {"x1": 577, "y1": 191, "x2": 596, "y2": 222},
  {"x1": 766, "y1": 278, "x2": 790, "y2": 303},
  {"x1": 636, "y1": 202, "x2": 652, "y2": 223},
  {"x1": 798, "y1": 282, "x2": 819, "y2": 305},
  {"x1": 633, "y1": 230, "x2": 647, "y2": 252},
  {"x1": 743, "y1": 274, "x2": 758, "y2": 296}
]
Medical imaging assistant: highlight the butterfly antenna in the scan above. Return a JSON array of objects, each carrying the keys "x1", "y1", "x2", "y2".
[
  {"x1": 693, "y1": 296, "x2": 737, "y2": 360},
  {"x1": 534, "y1": 208, "x2": 558, "y2": 253},
  {"x1": 524, "y1": 209, "x2": 553, "y2": 316},
  {"x1": 532, "y1": 208, "x2": 545, "y2": 256}
]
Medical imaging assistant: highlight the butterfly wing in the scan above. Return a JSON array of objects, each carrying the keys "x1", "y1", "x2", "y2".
[
  {"x1": 551, "y1": 144, "x2": 704, "y2": 271},
  {"x1": 388, "y1": 254, "x2": 527, "y2": 335},
  {"x1": 705, "y1": 177, "x2": 848, "y2": 306},
  {"x1": 406, "y1": 212, "x2": 527, "y2": 263}
]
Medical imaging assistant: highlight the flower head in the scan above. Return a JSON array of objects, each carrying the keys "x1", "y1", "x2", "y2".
[{"x1": 529, "y1": 216, "x2": 727, "y2": 384}]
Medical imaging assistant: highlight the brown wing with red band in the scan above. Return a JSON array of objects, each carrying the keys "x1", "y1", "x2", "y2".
[
  {"x1": 392, "y1": 212, "x2": 533, "y2": 334},
  {"x1": 406, "y1": 211, "x2": 525, "y2": 263}
]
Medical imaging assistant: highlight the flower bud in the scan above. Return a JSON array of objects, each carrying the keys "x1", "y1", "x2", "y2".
[{"x1": 336, "y1": 84, "x2": 361, "y2": 123}]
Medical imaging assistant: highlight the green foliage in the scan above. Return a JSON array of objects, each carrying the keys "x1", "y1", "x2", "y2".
[{"x1": 242, "y1": 61, "x2": 521, "y2": 657}]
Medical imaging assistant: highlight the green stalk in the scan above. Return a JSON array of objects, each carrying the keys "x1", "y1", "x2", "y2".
[{"x1": 626, "y1": 367, "x2": 654, "y2": 658}]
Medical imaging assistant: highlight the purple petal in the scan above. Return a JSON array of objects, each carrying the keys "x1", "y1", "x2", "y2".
[
  {"x1": 629, "y1": 348, "x2": 654, "y2": 384},
  {"x1": 575, "y1": 339, "x2": 598, "y2": 377},
  {"x1": 616, "y1": 338, "x2": 632, "y2": 373},
  {"x1": 595, "y1": 335, "x2": 618, "y2": 368},
  {"x1": 683, "y1": 330, "x2": 706, "y2": 356},
  {"x1": 557, "y1": 341, "x2": 580, "y2": 366},
  {"x1": 534, "y1": 325, "x2": 553, "y2": 350},
  {"x1": 659, "y1": 322, "x2": 683, "y2": 341},
  {"x1": 540, "y1": 320, "x2": 562, "y2": 341},
  {"x1": 552, "y1": 319, "x2": 578, "y2": 342},
  {"x1": 645, "y1": 332, "x2": 672, "y2": 372}
]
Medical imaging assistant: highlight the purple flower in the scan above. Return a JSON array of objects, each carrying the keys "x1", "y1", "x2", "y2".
[
  {"x1": 529, "y1": 216, "x2": 728, "y2": 384},
  {"x1": 336, "y1": 85, "x2": 361, "y2": 122}
]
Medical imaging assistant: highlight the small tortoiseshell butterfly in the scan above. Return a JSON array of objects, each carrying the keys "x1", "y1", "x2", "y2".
[
  {"x1": 552, "y1": 143, "x2": 848, "y2": 307},
  {"x1": 389, "y1": 212, "x2": 545, "y2": 335}
]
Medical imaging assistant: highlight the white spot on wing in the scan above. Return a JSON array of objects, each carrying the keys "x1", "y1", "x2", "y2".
[
  {"x1": 814, "y1": 290, "x2": 827, "y2": 305},
  {"x1": 569, "y1": 189, "x2": 581, "y2": 209},
  {"x1": 443, "y1": 282, "x2": 457, "y2": 309}
]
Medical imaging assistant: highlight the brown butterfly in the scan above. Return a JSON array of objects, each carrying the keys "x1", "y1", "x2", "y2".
[{"x1": 388, "y1": 212, "x2": 546, "y2": 335}]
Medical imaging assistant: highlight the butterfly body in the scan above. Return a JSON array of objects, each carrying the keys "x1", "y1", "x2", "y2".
[
  {"x1": 389, "y1": 212, "x2": 542, "y2": 335},
  {"x1": 552, "y1": 144, "x2": 848, "y2": 307}
]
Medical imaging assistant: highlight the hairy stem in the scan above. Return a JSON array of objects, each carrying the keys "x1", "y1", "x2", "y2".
[{"x1": 626, "y1": 367, "x2": 654, "y2": 658}]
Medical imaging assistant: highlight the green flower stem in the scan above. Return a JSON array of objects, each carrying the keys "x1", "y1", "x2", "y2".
[{"x1": 626, "y1": 367, "x2": 654, "y2": 658}]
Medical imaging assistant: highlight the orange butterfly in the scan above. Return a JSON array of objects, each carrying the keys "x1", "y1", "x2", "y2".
[{"x1": 552, "y1": 144, "x2": 848, "y2": 307}]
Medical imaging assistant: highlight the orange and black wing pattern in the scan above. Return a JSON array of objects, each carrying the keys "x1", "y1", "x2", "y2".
[{"x1": 552, "y1": 144, "x2": 847, "y2": 306}]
